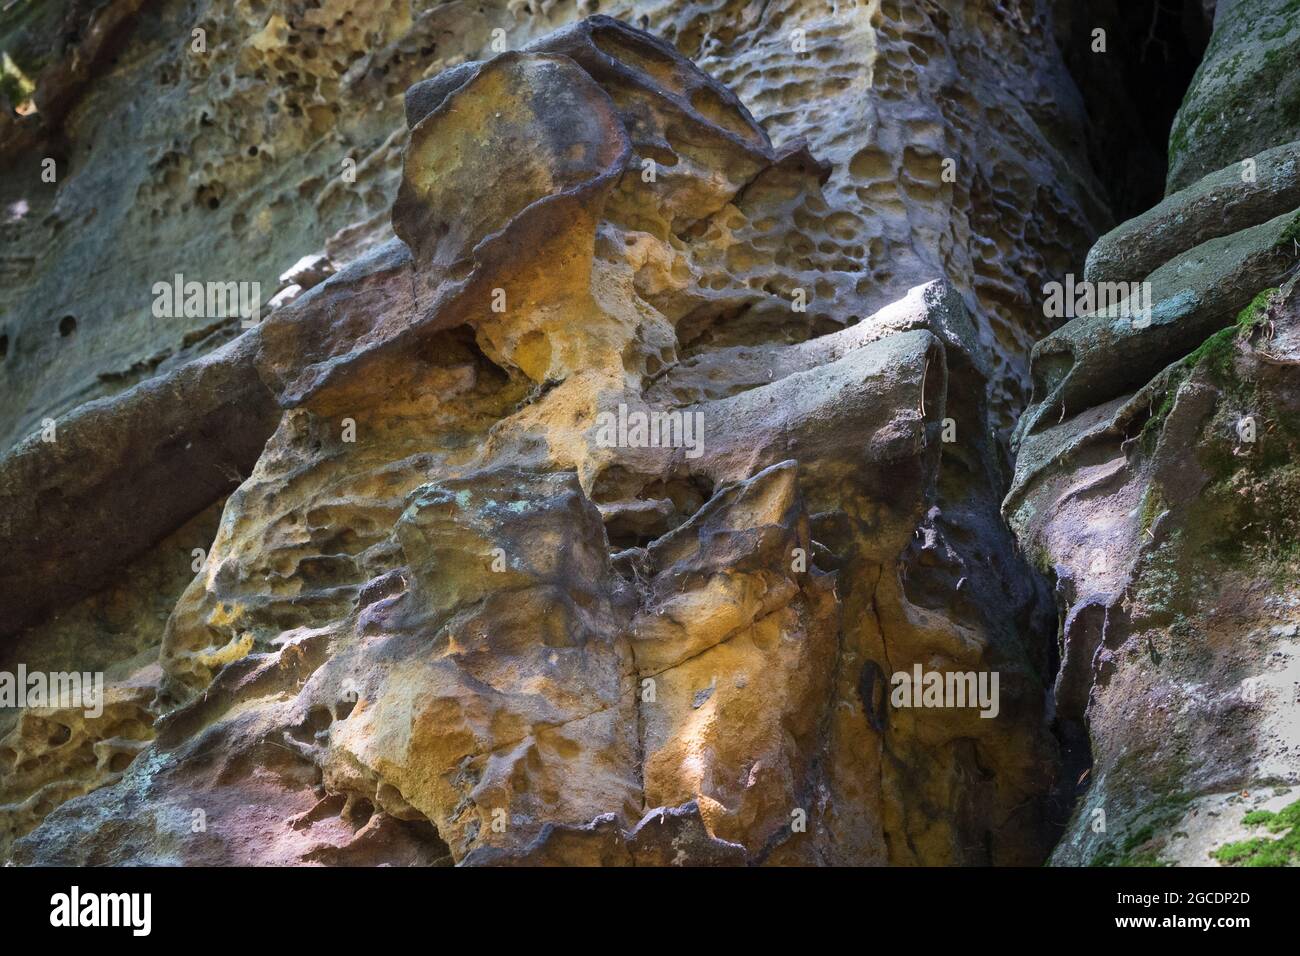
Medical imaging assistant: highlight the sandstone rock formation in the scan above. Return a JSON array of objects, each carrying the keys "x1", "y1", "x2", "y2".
[
  {"x1": 1166, "y1": 0, "x2": 1300, "y2": 192},
  {"x1": 1011, "y1": 0, "x2": 1300, "y2": 866},
  {"x1": 2, "y1": 0, "x2": 1296, "y2": 868}
]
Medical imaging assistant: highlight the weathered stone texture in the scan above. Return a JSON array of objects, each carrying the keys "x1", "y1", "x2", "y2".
[
  {"x1": 32, "y1": 0, "x2": 1300, "y2": 868},
  {"x1": 1011, "y1": 0, "x2": 1300, "y2": 867},
  {"x1": 0, "y1": 0, "x2": 1135, "y2": 867},
  {"x1": 1167, "y1": 0, "x2": 1300, "y2": 192}
]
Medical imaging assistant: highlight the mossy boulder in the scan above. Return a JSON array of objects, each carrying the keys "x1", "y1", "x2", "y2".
[{"x1": 1168, "y1": 0, "x2": 1300, "y2": 192}]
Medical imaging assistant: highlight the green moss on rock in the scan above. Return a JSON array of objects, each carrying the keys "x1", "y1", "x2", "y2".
[
  {"x1": 1279, "y1": 213, "x2": 1300, "y2": 250},
  {"x1": 1166, "y1": 288, "x2": 1277, "y2": 399},
  {"x1": 1166, "y1": 0, "x2": 1300, "y2": 190},
  {"x1": 1090, "y1": 794, "x2": 1192, "y2": 867},
  {"x1": 1138, "y1": 487, "x2": 1165, "y2": 534},
  {"x1": 1187, "y1": 326, "x2": 1240, "y2": 383},
  {"x1": 1213, "y1": 799, "x2": 1300, "y2": 866}
]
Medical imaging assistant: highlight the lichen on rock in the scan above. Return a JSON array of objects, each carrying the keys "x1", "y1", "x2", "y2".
[
  {"x1": 6, "y1": 0, "x2": 1298, "y2": 871},
  {"x1": 1, "y1": 3, "x2": 1095, "y2": 866},
  {"x1": 1011, "y1": 0, "x2": 1300, "y2": 867}
]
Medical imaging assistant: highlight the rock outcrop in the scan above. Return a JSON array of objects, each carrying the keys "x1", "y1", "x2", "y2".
[
  {"x1": 2, "y1": 2, "x2": 1103, "y2": 865},
  {"x1": 1010, "y1": 0, "x2": 1300, "y2": 867},
  {"x1": 8, "y1": 0, "x2": 1295, "y2": 869},
  {"x1": 1167, "y1": 0, "x2": 1300, "y2": 192}
]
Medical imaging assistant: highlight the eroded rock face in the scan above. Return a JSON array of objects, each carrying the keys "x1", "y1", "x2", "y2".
[
  {"x1": 0, "y1": 7, "x2": 1097, "y2": 865},
  {"x1": 1009, "y1": 0, "x2": 1300, "y2": 867},
  {"x1": 0, "y1": 0, "x2": 1107, "y2": 449},
  {"x1": 1167, "y1": 0, "x2": 1300, "y2": 193}
]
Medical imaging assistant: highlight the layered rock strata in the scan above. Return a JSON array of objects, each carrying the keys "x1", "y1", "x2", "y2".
[
  {"x1": 0, "y1": 8, "x2": 1100, "y2": 865},
  {"x1": 1010, "y1": 0, "x2": 1300, "y2": 867}
]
